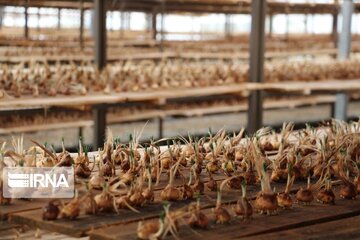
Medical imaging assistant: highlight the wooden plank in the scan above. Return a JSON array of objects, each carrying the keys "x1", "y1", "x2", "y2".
[
  {"x1": 244, "y1": 215, "x2": 360, "y2": 240},
  {"x1": 0, "y1": 95, "x2": 336, "y2": 134},
  {"x1": 8, "y1": 181, "x2": 294, "y2": 237},
  {"x1": 0, "y1": 49, "x2": 340, "y2": 63},
  {"x1": 2, "y1": 80, "x2": 359, "y2": 109},
  {"x1": 0, "y1": 199, "x2": 52, "y2": 221},
  {"x1": 0, "y1": 84, "x2": 249, "y2": 108},
  {"x1": 0, "y1": 221, "x2": 21, "y2": 231},
  {"x1": 89, "y1": 191, "x2": 360, "y2": 240},
  {"x1": 0, "y1": 121, "x2": 93, "y2": 135},
  {"x1": 0, "y1": 227, "x2": 89, "y2": 240},
  {"x1": 165, "y1": 95, "x2": 336, "y2": 117},
  {"x1": 248, "y1": 80, "x2": 360, "y2": 94}
]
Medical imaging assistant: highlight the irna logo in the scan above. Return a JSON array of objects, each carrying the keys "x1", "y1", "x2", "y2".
[
  {"x1": 7, "y1": 173, "x2": 69, "y2": 188},
  {"x1": 2, "y1": 167, "x2": 74, "y2": 199}
]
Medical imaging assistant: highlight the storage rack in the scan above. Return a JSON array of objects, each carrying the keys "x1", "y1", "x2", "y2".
[{"x1": 0, "y1": 0, "x2": 358, "y2": 149}]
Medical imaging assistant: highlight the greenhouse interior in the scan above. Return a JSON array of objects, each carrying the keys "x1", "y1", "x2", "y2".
[{"x1": 1, "y1": 0, "x2": 360, "y2": 239}]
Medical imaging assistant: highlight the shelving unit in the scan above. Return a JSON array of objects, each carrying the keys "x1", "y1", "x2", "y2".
[{"x1": 0, "y1": 0, "x2": 358, "y2": 148}]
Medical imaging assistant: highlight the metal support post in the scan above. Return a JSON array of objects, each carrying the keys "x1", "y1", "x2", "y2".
[
  {"x1": 94, "y1": 0, "x2": 107, "y2": 70},
  {"x1": 332, "y1": 13, "x2": 338, "y2": 48},
  {"x1": 37, "y1": 8, "x2": 40, "y2": 32},
  {"x1": 333, "y1": 0, "x2": 353, "y2": 121},
  {"x1": 269, "y1": 14, "x2": 273, "y2": 37},
  {"x1": 57, "y1": 8, "x2": 61, "y2": 29},
  {"x1": 93, "y1": 105, "x2": 107, "y2": 150},
  {"x1": 152, "y1": 12, "x2": 157, "y2": 40},
  {"x1": 225, "y1": 14, "x2": 231, "y2": 39},
  {"x1": 0, "y1": 7, "x2": 4, "y2": 29},
  {"x1": 24, "y1": 1, "x2": 29, "y2": 39},
  {"x1": 158, "y1": 117, "x2": 163, "y2": 139},
  {"x1": 160, "y1": 1, "x2": 165, "y2": 52},
  {"x1": 93, "y1": 0, "x2": 107, "y2": 148},
  {"x1": 247, "y1": 0, "x2": 266, "y2": 133},
  {"x1": 79, "y1": 0, "x2": 84, "y2": 49},
  {"x1": 120, "y1": 11, "x2": 125, "y2": 38}
]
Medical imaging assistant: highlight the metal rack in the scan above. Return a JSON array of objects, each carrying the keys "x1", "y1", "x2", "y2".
[{"x1": 0, "y1": 0, "x2": 357, "y2": 148}]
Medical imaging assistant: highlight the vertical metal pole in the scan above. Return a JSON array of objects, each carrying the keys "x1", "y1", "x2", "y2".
[
  {"x1": 225, "y1": 14, "x2": 231, "y2": 39},
  {"x1": 247, "y1": 0, "x2": 266, "y2": 133},
  {"x1": 333, "y1": 0, "x2": 353, "y2": 121},
  {"x1": 286, "y1": 14, "x2": 289, "y2": 39},
  {"x1": 338, "y1": 0, "x2": 353, "y2": 60},
  {"x1": 146, "y1": 13, "x2": 152, "y2": 32},
  {"x1": 332, "y1": 13, "x2": 338, "y2": 48},
  {"x1": 158, "y1": 117, "x2": 163, "y2": 139},
  {"x1": 120, "y1": 11, "x2": 124, "y2": 38},
  {"x1": 37, "y1": 8, "x2": 40, "y2": 32},
  {"x1": 152, "y1": 11, "x2": 157, "y2": 40},
  {"x1": 57, "y1": 8, "x2": 61, "y2": 29},
  {"x1": 93, "y1": 0, "x2": 107, "y2": 148},
  {"x1": 24, "y1": 1, "x2": 29, "y2": 39},
  {"x1": 0, "y1": 7, "x2": 4, "y2": 29},
  {"x1": 79, "y1": 0, "x2": 84, "y2": 49},
  {"x1": 269, "y1": 14, "x2": 273, "y2": 37},
  {"x1": 93, "y1": 105, "x2": 107, "y2": 149},
  {"x1": 304, "y1": 14, "x2": 308, "y2": 34},
  {"x1": 160, "y1": 1, "x2": 165, "y2": 52},
  {"x1": 94, "y1": 0, "x2": 107, "y2": 70}
]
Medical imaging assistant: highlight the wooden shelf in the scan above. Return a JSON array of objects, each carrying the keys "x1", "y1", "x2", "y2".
[
  {"x1": 0, "y1": 95, "x2": 337, "y2": 134},
  {"x1": 0, "y1": 48, "x2": 340, "y2": 63},
  {"x1": 0, "y1": 120, "x2": 92, "y2": 135}
]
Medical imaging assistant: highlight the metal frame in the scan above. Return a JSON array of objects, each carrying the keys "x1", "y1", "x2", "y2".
[
  {"x1": 24, "y1": 0, "x2": 29, "y2": 38},
  {"x1": 79, "y1": 0, "x2": 84, "y2": 48},
  {"x1": 332, "y1": 12, "x2": 338, "y2": 48},
  {"x1": 152, "y1": 10, "x2": 157, "y2": 40},
  {"x1": 225, "y1": 13, "x2": 231, "y2": 39},
  {"x1": 93, "y1": 0, "x2": 107, "y2": 149},
  {"x1": 247, "y1": 0, "x2": 266, "y2": 133},
  {"x1": 333, "y1": 0, "x2": 353, "y2": 121},
  {"x1": 57, "y1": 8, "x2": 61, "y2": 29},
  {"x1": 160, "y1": 0, "x2": 165, "y2": 52}
]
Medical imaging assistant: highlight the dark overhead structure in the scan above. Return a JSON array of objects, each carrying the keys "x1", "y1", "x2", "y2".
[{"x1": 0, "y1": 0, "x2": 351, "y2": 14}]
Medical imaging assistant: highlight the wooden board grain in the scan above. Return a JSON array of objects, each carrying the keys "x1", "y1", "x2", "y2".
[
  {"x1": 7, "y1": 181, "x2": 297, "y2": 237},
  {"x1": 244, "y1": 215, "x2": 360, "y2": 240},
  {"x1": 89, "y1": 192, "x2": 360, "y2": 240}
]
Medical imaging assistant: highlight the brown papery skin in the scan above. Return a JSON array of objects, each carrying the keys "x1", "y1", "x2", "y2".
[
  {"x1": 142, "y1": 188, "x2": 155, "y2": 202},
  {"x1": 181, "y1": 184, "x2": 194, "y2": 200},
  {"x1": 192, "y1": 180, "x2": 205, "y2": 194},
  {"x1": 137, "y1": 221, "x2": 159, "y2": 240},
  {"x1": 213, "y1": 207, "x2": 231, "y2": 224},
  {"x1": 206, "y1": 179, "x2": 218, "y2": 192},
  {"x1": 255, "y1": 193, "x2": 278, "y2": 212},
  {"x1": 243, "y1": 171, "x2": 257, "y2": 185},
  {"x1": 277, "y1": 193, "x2": 293, "y2": 208},
  {"x1": 317, "y1": 189, "x2": 335, "y2": 204},
  {"x1": 296, "y1": 188, "x2": 314, "y2": 204},
  {"x1": 233, "y1": 197, "x2": 253, "y2": 218},
  {"x1": 94, "y1": 192, "x2": 114, "y2": 212},
  {"x1": 271, "y1": 169, "x2": 288, "y2": 182},
  {"x1": 42, "y1": 201, "x2": 60, "y2": 220},
  {"x1": 188, "y1": 211, "x2": 209, "y2": 229},
  {"x1": 60, "y1": 200, "x2": 80, "y2": 220},
  {"x1": 75, "y1": 164, "x2": 91, "y2": 178},
  {"x1": 339, "y1": 183, "x2": 357, "y2": 199},
  {"x1": 160, "y1": 185, "x2": 182, "y2": 201},
  {"x1": 129, "y1": 192, "x2": 145, "y2": 207}
]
